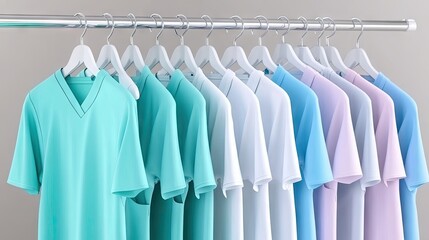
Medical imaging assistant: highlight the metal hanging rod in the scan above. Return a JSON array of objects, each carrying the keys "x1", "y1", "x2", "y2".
[{"x1": 0, "y1": 14, "x2": 417, "y2": 31}]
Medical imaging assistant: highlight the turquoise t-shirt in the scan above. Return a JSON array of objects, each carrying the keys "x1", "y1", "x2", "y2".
[
  {"x1": 270, "y1": 66, "x2": 333, "y2": 240},
  {"x1": 123, "y1": 66, "x2": 186, "y2": 240},
  {"x1": 150, "y1": 70, "x2": 216, "y2": 240},
  {"x1": 369, "y1": 73, "x2": 429, "y2": 240},
  {"x1": 7, "y1": 69, "x2": 149, "y2": 240}
]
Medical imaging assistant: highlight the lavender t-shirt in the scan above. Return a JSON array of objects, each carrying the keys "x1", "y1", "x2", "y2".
[
  {"x1": 293, "y1": 66, "x2": 362, "y2": 240},
  {"x1": 322, "y1": 68, "x2": 380, "y2": 240},
  {"x1": 341, "y1": 69, "x2": 406, "y2": 240}
]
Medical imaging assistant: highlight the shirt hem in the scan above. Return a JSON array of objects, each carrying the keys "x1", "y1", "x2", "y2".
[
  {"x1": 383, "y1": 173, "x2": 407, "y2": 186},
  {"x1": 283, "y1": 175, "x2": 303, "y2": 185},
  {"x1": 307, "y1": 176, "x2": 334, "y2": 190},
  {"x1": 404, "y1": 177, "x2": 429, "y2": 192},
  {"x1": 7, "y1": 178, "x2": 39, "y2": 195},
  {"x1": 221, "y1": 180, "x2": 244, "y2": 198},
  {"x1": 161, "y1": 184, "x2": 187, "y2": 200},
  {"x1": 336, "y1": 172, "x2": 363, "y2": 184},
  {"x1": 282, "y1": 176, "x2": 302, "y2": 190},
  {"x1": 112, "y1": 184, "x2": 149, "y2": 198},
  {"x1": 252, "y1": 175, "x2": 272, "y2": 192},
  {"x1": 361, "y1": 178, "x2": 381, "y2": 190},
  {"x1": 194, "y1": 181, "x2": 217, "y2": 199}
]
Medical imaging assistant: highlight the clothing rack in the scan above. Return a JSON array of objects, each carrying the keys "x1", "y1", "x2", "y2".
[{"x1": 0, "y1": 14, "x2": 417, "y2": 32}]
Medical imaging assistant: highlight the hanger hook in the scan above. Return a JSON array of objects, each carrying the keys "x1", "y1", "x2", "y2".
[
  {"x1": 201, "y1": 15, "x2": 214, "y2": 45},
  {"x1": 254, "y1": 15, "x2": 269, "y2": 46},
  {"x1": 150, "y1": 13, "x2": 164, "y2": 45},
  {"x1": 323, "y1": 17, "x2": 336, "y2": 46},
  {"x1": 74, "y1": 13, "x2": 87, "y2": 45},
  {"x1": 298, "y1": 16, "x2": 308, "y2": 47},
  {"x1": 315, "y1": 17, "x2": 327, "y2": 46},
  {"x1": 230, "y1": 15, "x2": 244, "y2": 46},
  {"x1": 351, "y1": 17, "x2": 364, "y2": 48},
  {"x1": 174, "y1": 14, "x2": 189, "y2": 45},
  {"x1": 127, "y1": 13, "x2": 137, "y2": 45},
  {"x1": 103, "y1": 13, "x2": 115, "y2": 45},
  {"x1": 277, "y1": 16, "x2": 290, "y2": 44}
]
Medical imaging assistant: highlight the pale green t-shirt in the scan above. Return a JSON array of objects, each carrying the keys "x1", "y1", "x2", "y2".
[
  {"x1": 77, "y1": 67, "x2": 187, "y2": 240},
  {"x1": 8, "y1": 69, "x2": 149, "y2": 240},
  {"x1": 124, "y1": 66, "x2": 187, "y2": 240},
  {"x1": 150, "y1": 70, "x2": 216, "y2": 240}
]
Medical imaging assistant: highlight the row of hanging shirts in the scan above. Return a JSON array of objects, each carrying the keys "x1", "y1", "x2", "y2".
[
  {"x1": 10, "y1": 11, "x2": 426, "y2": 240},
  {"x1": 64, "y1": 13, "x2": 414, "y2": 240}
]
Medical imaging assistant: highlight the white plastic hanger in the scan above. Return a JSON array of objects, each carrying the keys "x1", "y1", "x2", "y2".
[
  {"x1": 272, "y1": 16, "x2": 307, "y2": 72},
  {"x1": 221, "y1": 15, "x2": 256, "y2": 75},
  {"x1": 166, "y1": 14, "x2": 198, "y2": 75},
  {"x1": 62, "y1": 13, "x2": 100, "y2": 77},
  {"x1": 120, "y1": 13, "x2": 145, "y2": 73},
  {"x1": 144, "y1": 14, "x2": 175, "y2": 76},
  {"x1": 195, "y1": 15, "x2": 226, "y2": 75},
  {"x1": 96, "y1": 13, "x2": 139, "y2": 99},
  {"x1": 246, "y1": 15, "x2": 277, "y2": 73},
  {"x1": 294, "y1": 16, "x2": 325, "y2": 73},
  {"x1": 322, "y1": 17, "x2": 350, "y2": 73},
  {"x1": 344, "y1": 18, "x2": 378, "y2": 79},
  {"x1": 310, "y1": 17, "x2": 332, "y2": 69}
]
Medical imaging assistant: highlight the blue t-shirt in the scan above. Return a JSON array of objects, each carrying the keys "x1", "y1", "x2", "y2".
[
  {"x1": 369, "y1": 73, "x2": 429, "y2": 240},
  {"x1": 270, "y1": 66, "x2": 333, "y2": 240}
]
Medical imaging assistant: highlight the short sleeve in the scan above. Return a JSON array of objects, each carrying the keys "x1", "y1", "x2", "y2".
[
  {"x1": 111, "y1": 100, "x2": 148, "y2": 198},
  {"x1": 379, "y1": 99, "x2": 406, "y2": 184},
  {"x1": 328, "y1": 94, "x2": 362, "y2": 184},
  {"x1": 154, "y1": 98, "x2": 187, "y2": 200},
  {"x1": 300, "y1": 96, "x2": 333, "y2": 189},
  {"x1": 8, "y1": 94, "x2": 43, "y2": 195},
  {"x1": 356, "y1": 99, "x2": 381, "y2": 189},
  {"x1": 281, "y1": 96, "x2": 301, "y2": 189},
  {"x1": 211, "y1": 101, "x2": 243, "y2": 197},
  {"x1": 190, "y1": 98, "x2": 216, "y2": 198},
  {"x1": 240, "y1": 98, "x2": 272, "y2": 192},
  {"x1": 273, "y1": 96, "x2": 301, "y2": 190},
  {"x1": 399, "y1": 100, "x2": 429, "y2": 191}
]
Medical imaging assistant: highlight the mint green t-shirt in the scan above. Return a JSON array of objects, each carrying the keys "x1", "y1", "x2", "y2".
[
  {"x1": 7, "y1": 69, "x2": 149, "y2": 240},
  {"x1": 150, "y1": 70, "x2": 216, "y2": 240},
  {"x1": 124, "y1": 67, "x2": 186, "y2": 240}
]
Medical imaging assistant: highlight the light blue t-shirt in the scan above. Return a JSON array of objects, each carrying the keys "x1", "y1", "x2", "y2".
[
  {"x1": 8, "y1": 69, "x2": 149, "y2": 240},
  {"x1": 369, "y1": 73, "x2": 429, "y2": 240},
  {"x1": 270, "y1": 66, "x2": 333, "y2": 240}
]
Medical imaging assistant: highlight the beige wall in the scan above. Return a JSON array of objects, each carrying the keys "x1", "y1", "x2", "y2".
[{"x1": 1, "y1": 0, "x2": 428, "y2": 239}]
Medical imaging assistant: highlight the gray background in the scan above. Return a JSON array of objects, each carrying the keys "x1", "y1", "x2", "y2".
[{"x1": 0, "y1": 0, "x2": 428, "y2": 239}]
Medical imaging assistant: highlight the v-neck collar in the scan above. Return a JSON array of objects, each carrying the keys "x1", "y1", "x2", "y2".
[{"x1": 55, "y1": 69, "x2": 106, "y2": 117}]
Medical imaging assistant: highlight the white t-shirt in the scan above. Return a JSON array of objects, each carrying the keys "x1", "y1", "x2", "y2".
[
  {"x1": 188, "y1": 69, "x2": 244, "y2": 240},
  {"x1": 210, "y1": 69, "x2": 272, "y2": 240},
  {"x1": 243, "y1": 70, "x2": 301, "y2": 240},
  {"x1": 321, "y1": 68, "x2": 380, "y2": 240}
]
